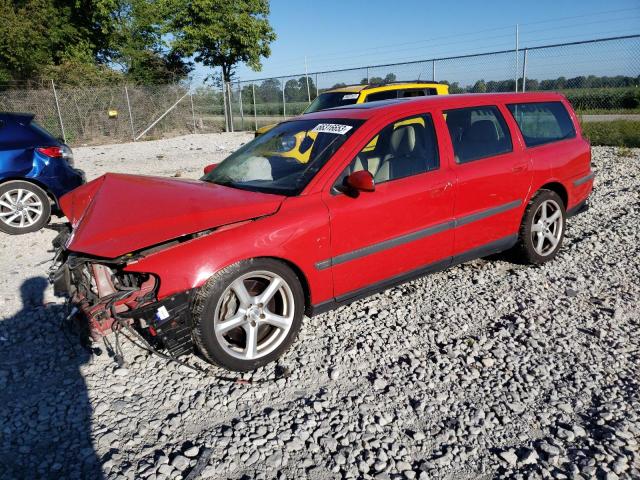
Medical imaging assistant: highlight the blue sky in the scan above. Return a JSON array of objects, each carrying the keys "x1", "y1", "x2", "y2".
[{"x1": 193, "y1": 0, "x2": 640, "y2": 85}]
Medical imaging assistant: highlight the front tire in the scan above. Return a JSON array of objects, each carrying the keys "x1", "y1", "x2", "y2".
[
  {"x1": 513, "y1": 189, "x2": 566, "y2": 264},
  {"x1": 192, "y1": 258, "x2": 305, "y2": 371},
  {"x1": 0, "y1": 181, "x2": 51, "y2": 235}
]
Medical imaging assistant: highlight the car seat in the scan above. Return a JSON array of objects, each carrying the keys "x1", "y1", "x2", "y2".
[
  {"x1": 376, "y1": 125, "x2": 425, "y2": 182},
  {"x1": 461, "y1": 120, "x2": 499, "y2": 162}
]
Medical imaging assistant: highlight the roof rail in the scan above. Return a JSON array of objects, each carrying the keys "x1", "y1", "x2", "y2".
[{"x1": 361, "y1": 79, "x2": 444, "y2": 90}]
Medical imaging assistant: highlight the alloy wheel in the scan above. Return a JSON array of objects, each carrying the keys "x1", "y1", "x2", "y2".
[
  {"x1": 0, "y1": 188, "x2": 44, "y2": 229},
  {"x1": 531, "y1": 199, "x2": 563, "y2": 256},
  {"x1": 214, "y1": 271, "x2": 295, "y2": 360}
]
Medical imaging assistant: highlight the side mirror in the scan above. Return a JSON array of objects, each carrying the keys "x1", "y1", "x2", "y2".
[
  {"x1": 203, "y1": 163, "x2": 218, "y2": 175},
  {"x1": 346, "y1": 170, "x2": 375, "y2": 193}
]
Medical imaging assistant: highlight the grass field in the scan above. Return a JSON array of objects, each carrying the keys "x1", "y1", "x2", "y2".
[{"x1": 581, "y1": 120, "x2": 640, "y2": 147}]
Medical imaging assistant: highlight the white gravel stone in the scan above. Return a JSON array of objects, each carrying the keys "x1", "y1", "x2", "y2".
[{"x1": 0, "y1": 143, "x2": 638, "y2": 479}]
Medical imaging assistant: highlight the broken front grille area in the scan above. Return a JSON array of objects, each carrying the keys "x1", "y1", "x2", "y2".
[
  {"x1": 50, "y1": 251, "x2": 194, "y2": 357},
  {"x1": 50, "y1": 252, "x2": 158, "y2": 337}
]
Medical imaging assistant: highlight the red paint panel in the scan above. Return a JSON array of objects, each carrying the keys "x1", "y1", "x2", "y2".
[
  {"x1": 124, "y1": 194, "x2": 334, "y2": 303},
  {"x1": 323, "y1": 170, "x2": 454, "y2": 297}
]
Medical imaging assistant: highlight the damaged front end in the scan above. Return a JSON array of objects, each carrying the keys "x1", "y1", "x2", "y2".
[{"x1": 49, "y1": 228, "x2": 194, "y2": 357}]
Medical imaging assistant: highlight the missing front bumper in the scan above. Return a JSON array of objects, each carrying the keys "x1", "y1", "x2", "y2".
[{"x1": 120, "y1": 291, "x2": 195, "y2": 357}]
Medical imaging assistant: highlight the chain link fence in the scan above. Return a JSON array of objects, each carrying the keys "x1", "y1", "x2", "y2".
[
  {"x1": 235, "y1": 35, "x2": 639, "y2": 132},
  {"x1": 0, "y1": 83, "x2": 226, "y2": 145},
  {"x1": 0, "y1": 35, "x2": 638, "y2": 145}
]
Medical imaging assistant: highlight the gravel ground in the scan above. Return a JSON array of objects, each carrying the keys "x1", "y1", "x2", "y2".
[{"x1": 0, "y1": 136, "x2": 638, "y2": 480}]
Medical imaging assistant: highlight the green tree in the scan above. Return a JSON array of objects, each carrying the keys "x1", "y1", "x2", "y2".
[
  {"x1": 166, "y1": 0, "x2": 275, "y2": 83},
  {"x1": 471, "y1": 80, "x2": 487, "y2": 93},
  {"x1": 108, "y1": 0, "x2": 192, "y2": 84},
  {"x1": 0, "y1": 0, "x2": 190, "y2": 86}
]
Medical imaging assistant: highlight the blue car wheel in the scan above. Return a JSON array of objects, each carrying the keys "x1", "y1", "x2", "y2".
[{"x1": 0, "y1": 180, "x2": 51, "y2": 235}]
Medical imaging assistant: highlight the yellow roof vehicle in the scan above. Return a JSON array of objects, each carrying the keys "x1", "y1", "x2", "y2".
[{"x1": 255, "y1": 81, "x2": 449, "y2": 137}]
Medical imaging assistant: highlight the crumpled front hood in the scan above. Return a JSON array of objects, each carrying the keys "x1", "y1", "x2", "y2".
[{"x1": 59, "y1": 173, "x2": 284, "y2": 258}]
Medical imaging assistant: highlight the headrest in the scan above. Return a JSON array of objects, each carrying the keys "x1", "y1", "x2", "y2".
[
  {"x1": 465, "y1": 120, "x2": 499, "y2": 142},
  {"x1": 390, "y1": 125, "x2": 416, "y2": 155}
]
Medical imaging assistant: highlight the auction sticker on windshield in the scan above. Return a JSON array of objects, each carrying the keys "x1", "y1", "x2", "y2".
[{"x1": 311, "y1": 123, "x2": 353, "y2": 135}]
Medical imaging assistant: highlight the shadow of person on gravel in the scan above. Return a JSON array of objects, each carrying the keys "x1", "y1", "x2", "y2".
[{"x1": 0, "y1": 277, "x2": 103, "y2": 479}]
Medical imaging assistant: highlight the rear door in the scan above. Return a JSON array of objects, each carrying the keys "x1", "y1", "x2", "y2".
[
  {"x1": 320, "y1": 113, "x2": 455, "y2": 300},
  {"x1": 442, "y1": 104, "x2": 532, "y2": 255}
]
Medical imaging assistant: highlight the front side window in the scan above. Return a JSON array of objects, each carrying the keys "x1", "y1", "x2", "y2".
[
  {"x1": 507, "y1": 101, "x2": 576, "y2": 147},
  {"x1": 335, "y1": 114, "x2": 439, "y2": 188},
  {"x1": 445, "y1": 105, "x2": 513, "y2": 163},
  {"x1": 304, "y1": 92, "x2": 360, "y2": 113},
  {"x1": 203, "y1": 118, "x2": 362, "y2": 196}
]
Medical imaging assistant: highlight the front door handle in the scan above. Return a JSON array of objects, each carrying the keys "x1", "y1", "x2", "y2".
[{"x1": 430, "y1": 181, "x2": 453, "y2": 196}]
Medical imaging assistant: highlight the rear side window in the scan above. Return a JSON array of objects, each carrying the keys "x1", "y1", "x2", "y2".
[
  {"x1": 444, "y1": 106, "x2": 513, "y2": 163},
  {"x1": 400, "y1": 89, "x2": 425, "y2": 98},
  {"x1": 507, "y1": 102, "x2": 576, "y2": 147},
  {"x1": 365, "y1": 90, "x2": 399, "y2": 102}
]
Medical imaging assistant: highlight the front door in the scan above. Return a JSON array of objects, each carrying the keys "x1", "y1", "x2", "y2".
[{"x1": 320, "y1": 113, "x2": 455, "y2": 300}]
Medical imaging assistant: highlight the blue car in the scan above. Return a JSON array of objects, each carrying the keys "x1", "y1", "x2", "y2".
[{"x1": 0, "y1": 113, "x2": 85, "y2": 234}]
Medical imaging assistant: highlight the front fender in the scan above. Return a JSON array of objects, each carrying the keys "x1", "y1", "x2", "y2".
[{"x1": 124, "y1": 194, "x2": 333, "y2": 305}]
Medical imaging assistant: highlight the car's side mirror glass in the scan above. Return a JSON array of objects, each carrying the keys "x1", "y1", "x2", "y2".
[
  {"x1": 203, "y1": 163, "x2": 218, "y2": 175},
  {"x1": 346, "y1": 170, "x2": 375, "y2": 193}
]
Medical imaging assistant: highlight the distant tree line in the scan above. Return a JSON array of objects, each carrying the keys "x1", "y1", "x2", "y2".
[
  {"x1": 322, "y1": 74, "x2": 640, "y2": 97},
  {"x1": 231, "y1": 73, "x2": 639, "y2": 115},
  {"x1": 459, "y1": 74, "x2": 640, "y2": 94}
]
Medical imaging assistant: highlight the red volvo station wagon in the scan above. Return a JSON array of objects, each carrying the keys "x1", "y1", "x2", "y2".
[{"x1": 51, "y1": 92, "x2": 594, "y2": 371}]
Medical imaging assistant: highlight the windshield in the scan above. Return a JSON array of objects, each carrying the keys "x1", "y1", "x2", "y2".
[
  {"x1": 304, "y1": 91, "x2": 360, "y2": 113},
  {"x1": 202, "y1": 118, "x2": 363, "y2": 196}
]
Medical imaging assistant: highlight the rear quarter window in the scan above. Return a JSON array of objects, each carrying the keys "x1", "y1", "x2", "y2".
[{"x1": 507, "y1": 101, "x2": 576, "y2": 147}]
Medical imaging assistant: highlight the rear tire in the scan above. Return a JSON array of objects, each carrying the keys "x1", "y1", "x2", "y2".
[
  {"x1": 513, "y1": 189, "x2": 566, "y2": 264},
  {"x1": 0, "y1": 181, "x2": 51, "y2": 235},
  {"x1": 192, "y1": 258, "x2": 305, "y2": 371}
]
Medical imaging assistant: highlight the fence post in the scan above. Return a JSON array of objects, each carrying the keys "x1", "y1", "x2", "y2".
[
  {"x1": 222, "y1": 82, "x2": 230, "y2": 132},
  {"x1": 282, "y1": 80, "x2": 286, "y2": 119},
  {"x1": 366, "y1": 67, "x2": 370, "y2": 84},
  {"x1": 252, "y1": 83, "x2": 257, "y2": 131},
  {"x1": 522, "y1": 49, "x2": 528, "y2": 92},
  {"x1": 315, "y1": 73, "x2": 319, "y2": 98},
  {"x1": 432, "y1": 60, "x2": 436, "y2": 81},
  {"x1": 135, "y1": 91, "x2": 191, "y2": 141},
  {"x1": 514, "y1": 24, "x2": 519, "y2": 92},
  {"x1": 51, "y1": 80, "x2": 66, "y2": 143},
  {"x1": 190, "y1": 93, "x2": 196, "y2": 133},
  {"x1": 125, "y1": 86, "x2": 136, "y2": 141},
  {"x1": 238, "y1": 80, "x2": 245, "y2": 131},
  {"x1": 227, "y1": 82, "x2": 234, "y2": 132},
  {"x1": 305, "y1": 56, "x2": 311, "y2": 102}
]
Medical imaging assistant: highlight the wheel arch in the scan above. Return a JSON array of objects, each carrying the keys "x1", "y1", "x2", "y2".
[
  {"x1": 0, "y1": 176, "x2": 59, "y2": 208},
  {"x1": 536, "y1": 181, "x2": 568, "y2": 208},
  {"x1": 258, "y1": 256, "x2": 313, "y2": 317}
]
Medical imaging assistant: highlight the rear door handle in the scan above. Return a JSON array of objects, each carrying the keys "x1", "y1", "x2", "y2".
[{"x1": 512, "y1": 163, "x2": 527, "y2": 173}]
